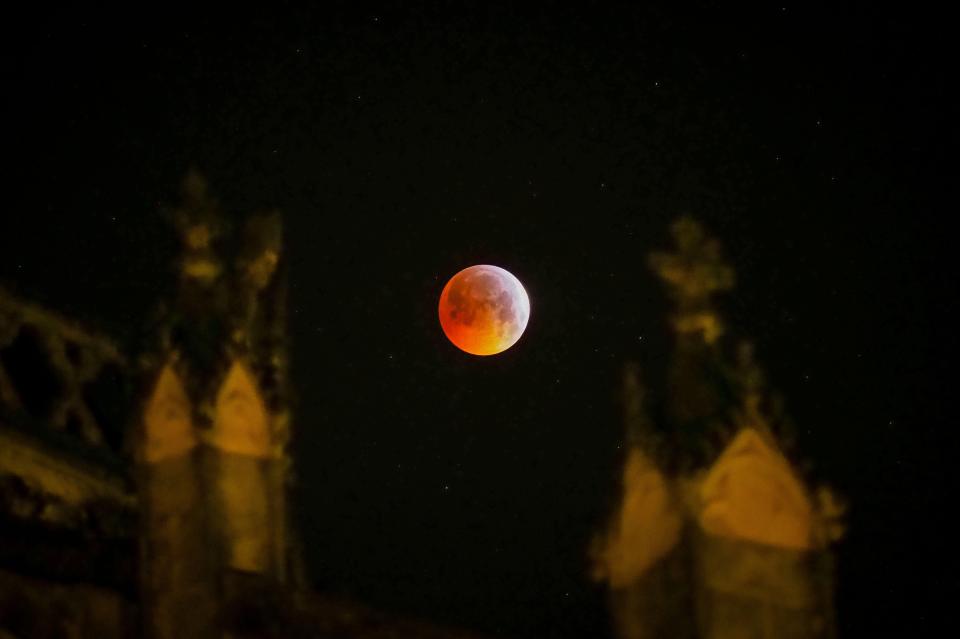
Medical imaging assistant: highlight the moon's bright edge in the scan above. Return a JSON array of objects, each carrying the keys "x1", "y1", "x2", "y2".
[{"x1": 438, "y1": 265, "x2": 530, "y2": 356}]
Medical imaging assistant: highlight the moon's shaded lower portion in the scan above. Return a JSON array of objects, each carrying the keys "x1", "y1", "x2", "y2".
[{"x1": 439, "y1": 265, "x2": 530, "y2": 356}]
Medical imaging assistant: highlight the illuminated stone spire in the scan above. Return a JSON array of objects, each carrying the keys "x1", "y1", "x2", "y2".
[
  {"x1": 230, "y1": 210, "x2": 289, "y2": 426},
  {"x1": 596, "y1": 217, "x2": 844, "y2": 639},
  {"x1": 172, "y1": 170, "x2": 225, "y2": 288},
  {"x1": 729, "y1": 341, "x2": 771, "y2": 435},
  {"x1": 648, "y1": 216, "x2": 734, "y2": 345},
  {"x1": 648, "y1": 218, "x2": 736, "y2": 464},
  {"x1": 137, "y1": 174, "x2": 296, "y2": 638},
  {"x1": 592, "y1": 361, "x2": 682, "y2": 575}
]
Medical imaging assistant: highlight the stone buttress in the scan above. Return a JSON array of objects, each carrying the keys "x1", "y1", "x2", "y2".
[
  {"x1": 593, "y1": 218, "x2": 844, "y2": 639},
  {"x1": 137, "y1": 174, "x2": 293, "y2": 638}
]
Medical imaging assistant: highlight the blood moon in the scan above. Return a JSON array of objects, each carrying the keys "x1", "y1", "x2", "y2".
[{"x1": 438, "y1": 265, "x2": 531, "y2": 356}]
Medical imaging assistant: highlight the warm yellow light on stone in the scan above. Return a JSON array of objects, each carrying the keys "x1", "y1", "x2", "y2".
[
  {"x1": 181, "y1": 257, "x2": 221, "y2": 281},
  {"x1": 210, "y1": 359, "x2": 273, "y2": 574},
  {"x1": 213, "y1": 453, "x2": 271, "y2": 573},
  {"x1": 209, "y1": 360, "x2": 271, "y2": 458},
  {"x1": 143, "y1": 364, "x2": 197, "y2": 463},
  {"x1": 185, "y1": 224, "x2": 212, "y2": 249},
  {"x1": 246, "y1": 249, "x2": 279, "y2": 289},
  {"x1": 593, "y1": 449, "x2": 682, "y2": 586},
  {"x1": 698, "y1": 428, "x2": 812, "y2": 550}
]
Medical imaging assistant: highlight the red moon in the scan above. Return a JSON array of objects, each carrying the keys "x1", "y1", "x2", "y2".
[{"x1": 438, "y1": 265, "x2": 531, "y2": 356}]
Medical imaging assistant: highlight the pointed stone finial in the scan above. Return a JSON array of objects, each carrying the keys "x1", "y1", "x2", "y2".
[
  {"x1": 239, "y1": 212, "x2": 283, "y2": 293},
  {"x1": 648, "y1": 217, "x2": 734, "y2": 343},
  {"x1": 172, "y1": 170, "x2": 225, "y2": 285}
]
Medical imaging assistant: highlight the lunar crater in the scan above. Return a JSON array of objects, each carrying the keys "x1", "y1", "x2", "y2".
[{"x1": 438, "y1": 265, "x2": 530, "y2": 356}]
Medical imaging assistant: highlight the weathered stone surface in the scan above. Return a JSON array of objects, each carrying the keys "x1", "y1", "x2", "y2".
[
  {"x1": 592, "y1": 448, "x2": 682, "y2": 587},
  {"x1": 142, "y1": 364, "x2": 197, "y2": 463},
  {"x1": 0, "y1": 288, "x2": 128, "y2": 449},
  {"x1": 596, "y1": 220, "x2": 840, "y2": 639},
  {"x1": 698, "y1": 428, "x2": 813, "y2": 551},
  {"x1": 0, "y1": 428, "x2": 132, "y2": 509},
  {"x1": 141, "y1": 455, "x2": 217, "y2": 639}
]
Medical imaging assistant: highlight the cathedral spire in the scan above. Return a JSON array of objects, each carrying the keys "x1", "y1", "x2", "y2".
[
  {"x1": 136, "y1": 174, "x2": 296, "y2": 637},
  {"x1": 649, "y1": 218, "x2": 736, "y2": 464},
  {"x1": 597, "y1": 217, "x2": 841, "y2": 638},
  {"x1": 648, "y1": 216, "x2": 734, "y2": 345},
  {"x1": 172, "y1": 170, "x2": 226, "y2": 288}
]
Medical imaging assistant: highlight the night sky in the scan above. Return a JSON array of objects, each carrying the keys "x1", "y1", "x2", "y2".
[{"x1": 1, "y1": 3, "x2": 953, "y2": 637}]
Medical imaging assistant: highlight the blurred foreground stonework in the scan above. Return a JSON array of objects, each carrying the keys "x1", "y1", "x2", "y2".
[
  {"x1": 0, "y1": 175, "x2": 496, "y2": 639},
  {"x1": 591, "y1": 218, "x2": 844, "y2": 639},
  {"x1": 1, "y1": 179, "x2": 841, "y2": 638}
]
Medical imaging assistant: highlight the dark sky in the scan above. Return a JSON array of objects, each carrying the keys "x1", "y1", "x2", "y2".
[{"x1": 1, "y1": 3, "x2": 953, "y2": 637}]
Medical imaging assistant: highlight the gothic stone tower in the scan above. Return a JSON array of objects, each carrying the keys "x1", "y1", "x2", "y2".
[
  {"x1": 592, "y1": 218, "x2": 844, "y2": 639},
  {"x1": 136, "y1": 174, "x2": 294, "y2": 639}
]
